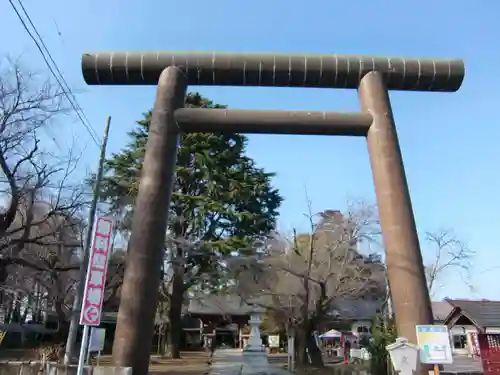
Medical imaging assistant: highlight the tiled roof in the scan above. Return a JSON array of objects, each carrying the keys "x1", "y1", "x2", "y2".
[
  {"x1": 188, "y1": 294, "x2": 386, "y2": 319},
  {"x1": 445, "y1": 299, "x2": 500, "y2": 328},
  {"x1": 330, "y1": 299, "x2": 458, "y2": 322},
  {"x1": 187, "y1": 295, "x2": 256, "y2": 316},
  {"x1": 432, "y1": 300, "x2": 454, "y2": 321}
]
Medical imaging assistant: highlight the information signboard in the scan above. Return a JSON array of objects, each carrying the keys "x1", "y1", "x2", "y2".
[
  {"x1": 79, "y1": 217, "x2": 113, "y2": 326},
  {"x1": 88, "y1": 327, "x2": 106, "y2": 352},
  {"x1": 268, "y1": 335, "x2": 280, "y2": 348},
  {"x1": 416, "y1": 325, "x2": 453, "y2": 365}
]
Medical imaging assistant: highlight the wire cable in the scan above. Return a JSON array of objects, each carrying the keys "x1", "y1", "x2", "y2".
[
  {"x1": 7, "y1": 0, "x2": 102, "y2": 147},
  {"x1": 15, "y1": 0, "x2": 99, "y2": 142}
]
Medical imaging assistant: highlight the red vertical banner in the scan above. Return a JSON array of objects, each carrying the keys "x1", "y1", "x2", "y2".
[
  {"x1": 79, "y1": 217, "x2": 114, "y2": 326},
  {"x1": 478, "y1": 334, "x2": 500, "y2": 375}
]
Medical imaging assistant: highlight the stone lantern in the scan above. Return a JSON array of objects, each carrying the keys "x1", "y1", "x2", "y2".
[
  {"x1": 244, "y1": 305, "x2": 265, "y2": 352},
  {"x1": 242, "y1": 304, "x2": 269, "y2": 375}
]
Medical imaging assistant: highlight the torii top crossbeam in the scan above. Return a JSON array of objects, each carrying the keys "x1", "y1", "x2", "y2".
[{"x1": 81, "y1": 51, "x2": 465, "y2": 92}]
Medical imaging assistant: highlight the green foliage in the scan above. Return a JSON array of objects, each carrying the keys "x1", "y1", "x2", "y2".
[
  {"x1": 365, "y1": 315, "x2": 397, "y2": 375},
  {"x1": 98, "y1": 92, "x2": 283, "y2": 288}
]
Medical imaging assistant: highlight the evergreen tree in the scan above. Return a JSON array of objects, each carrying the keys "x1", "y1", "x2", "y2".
[{"x1": 99, "y1": 93, "x2": 283, "y2": 357}]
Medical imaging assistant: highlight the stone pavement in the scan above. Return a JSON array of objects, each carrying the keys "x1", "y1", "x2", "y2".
[
  {"x1": 210, "y1": 349, "x2": 292, "y2": 375},
  {"x1": 210, "y1": 349, "x2": 244, "y2": 375},
  {"x1": 209, "y1": 350, "x2": 484, "y2": 375},
  {"x1": 442, "y1": 355, "x2": 482, "y2": 374}
]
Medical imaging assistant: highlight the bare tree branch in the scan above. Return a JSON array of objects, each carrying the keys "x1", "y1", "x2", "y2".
[
  {"x1": 226, "y1": 198, "x2": 386, "y2": 367},
  {"x1": 0, "y1": 57, "x2": 90, "y2": 335},
  {"x1": 424, "y1": 228, "x2": 474, "y2": 297}
]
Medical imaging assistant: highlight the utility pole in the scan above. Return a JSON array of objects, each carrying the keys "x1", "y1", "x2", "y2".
[{"x1": 64, "y1": 116, "x2": 112, "y2": 364}]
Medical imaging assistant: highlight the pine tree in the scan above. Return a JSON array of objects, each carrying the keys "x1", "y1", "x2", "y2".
[{"x1": 100, "y1": 92, "x2": 283, "y2": 357}]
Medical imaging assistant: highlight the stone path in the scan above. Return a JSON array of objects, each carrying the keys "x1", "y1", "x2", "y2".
[
  {"x1": 443, "y1": 355, "x2": 482, "y2": 374},
  {"x1": 210, "y1": 349, "x2": 292, "y2": 375},
  {"x1": 210, "y1": 350, "x2": 483, "y2": 375},
  {"x1": 210, "y1": 349, "x2": 244, "y2": 375}
]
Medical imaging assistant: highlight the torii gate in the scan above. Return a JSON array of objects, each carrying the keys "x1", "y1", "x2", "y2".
[{"x1": 81, "y1": 51, "x2": 465, "y2": 374}]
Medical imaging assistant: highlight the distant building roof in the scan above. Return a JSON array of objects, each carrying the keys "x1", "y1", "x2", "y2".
[
  {"x1": 328, "y1": 299, "x2": 384, "y2": 320},
  {"x1": 0, "y1": 323, "x2": 56, "y2": 334},
  {"x1": 330, "y1": 299, "x2": 456, "y2": 322},
  {"x1": 187, "y1": 295, "x2": 256, "y2": 316},
  {"x1": 444, "y1": 299, "x2": 500, "y2": 329},
  {"x1": 101, "y1": 297, "x2": 473, "y2": 325},
  {"x1": 432, "y1": 300, "x2": 454, "y2": 322},
  {"x1": 188, "y1": 295, "x2": 387, "y2": 320}
]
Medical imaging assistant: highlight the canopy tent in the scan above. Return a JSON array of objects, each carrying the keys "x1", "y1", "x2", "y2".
[{"x1": 319, "y1": 329, "x2": 342, "y2": 338}]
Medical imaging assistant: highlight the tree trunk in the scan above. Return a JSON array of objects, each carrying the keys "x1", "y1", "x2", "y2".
[
  {"x1": 295, "y1": 324, "x2": 308, "y2": 367},
  {"x1": 0, "y1": 263, "x2": 7, "y2": 284},
  {"x1": 167, "y1": 266, "x2": 184, "y2": 359},
  {"x1": 294, "y1": 321, "x2": 323, "y2": 368},
  {"x1": 159, "y1": 324, "x2": 168, "y2": 356},
  {"x1": 12, "y1": 297, "x2": 21, "y2": 323},
  {"x1": 306, "y1": 331, "x2": 323, "y2": 367},
  {"x1": 54, "y1": 300, "x2": 69, "y2": 343},
  {"x1": 5, "y1": 299, "x2": 13, "y2": 323}
]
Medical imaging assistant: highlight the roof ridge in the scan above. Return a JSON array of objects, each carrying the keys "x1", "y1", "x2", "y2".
[{"x1": 447, "y1": 298, "x2": 500, "y2": 303}]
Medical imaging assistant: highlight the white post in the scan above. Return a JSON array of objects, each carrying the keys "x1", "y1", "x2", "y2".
[
  {"x1": 287, "y1": 336, "x2": 291, "y2": 369},
  {"x1": 85, "y1": 344, "x2": 91, "y2": 364},
  {"x1": 85, "y1": 328, "x2": 92, "y2": 365},
  {"x1": 65, "y1": 117, "x2": 112, "y2": 365},
  {"x1": 76, "y1": 325, "x2": 90, "y2": 375}
]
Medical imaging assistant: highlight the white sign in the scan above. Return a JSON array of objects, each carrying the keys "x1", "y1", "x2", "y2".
[
  {"x1": 268, "y1": 335, "x2": 280, "y2": 348},
  {"x1": 386, "y1": 337, "x2": 420, "y2": 375},
  {"x1": 416, "y1": 325, "x2": 453, "y2": 364},
  {"x1": 79, "y1": 217, "x2": 114, "y2": 326},
  {"x1": 88, "y1": 327, "x2": 106, "y2": 352}
]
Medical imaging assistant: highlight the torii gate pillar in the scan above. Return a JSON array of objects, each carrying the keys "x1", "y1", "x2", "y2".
[
  {"x1": 359, "y1": 71, "x2": 433, "y2": 337},
  {"x1": 81, "y1": 51, "x2": 464, "y2": 375}
]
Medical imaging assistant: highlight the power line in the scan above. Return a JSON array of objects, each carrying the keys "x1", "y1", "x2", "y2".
[
  {"x1": 7, "y1": 0, "x2": 101, "y2": 147},
  {"x1": 14, "y1": 0, "x2": 99, "y2": 142}
]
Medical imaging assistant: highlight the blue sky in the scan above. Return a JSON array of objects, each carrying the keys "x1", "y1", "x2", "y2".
[{"x1": 2, "y1": 0, "x2": 499, "y2": 300}]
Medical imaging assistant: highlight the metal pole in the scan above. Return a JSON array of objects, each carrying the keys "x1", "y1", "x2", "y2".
[
  {"x1": 85, "y1": 328, "x2": 92, "y2": 364},
  {"x1": 64, "y1": 116, "x2": 112, "y2": 364},
  {"x1": 76, "y1": 325, "x2": 90, "y2": 375}
]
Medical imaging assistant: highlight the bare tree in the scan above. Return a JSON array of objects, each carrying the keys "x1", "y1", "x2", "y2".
[
  {"x1": 0, "y1": 57, "x2": 83, "y2": 266},
  {"x1": 1, "y1": 198, "x2": 83, "y2": 319},
  {"x1": 0, "y1": 58, "x2": 91, "y2": 344},
  {"x1": 232, "y1": 199, "x2": 386, "y2": 367},
  {"x1": 0, "y1": 57, "x2": 66, "y2": 231},
  {"x1": 423, "y1": 229, "x2": 474, "y2": 297}
]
